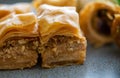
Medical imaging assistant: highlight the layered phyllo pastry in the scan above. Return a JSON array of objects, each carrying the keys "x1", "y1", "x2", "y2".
[
  {"x1": 38, "y1": 4, "x2": 86, "y2": 68},
  {"x1": 0, "y1": 13, "x2": 39, "y2": 69}
]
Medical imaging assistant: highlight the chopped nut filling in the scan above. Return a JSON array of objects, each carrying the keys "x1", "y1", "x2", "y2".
[
  {"x1": 39, "y1": 35, "x2": 85, "y2": 54},
  {"x1": 39, "y1": 35, "x2": 86, "y2": 67},
  {"x1": 0, "y1": 37, "x2": 39, "y2": 59}
]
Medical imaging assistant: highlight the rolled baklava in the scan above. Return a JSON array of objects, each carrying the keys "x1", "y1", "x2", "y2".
[
  {"x1": 0, "y1": 13, "x2": 39, "y2": 69},
  {"x1": 32, "y1": 0, "x2": 76, "y2": 9},
  {"x1": 79, "y1": 2, "x2": 117, "y2": 47},
  {"x1": 38, "y1": 4, "x2": 86, "y2": 68},
  {"x1": 112, "y1": 14, "x2": 120, "y2": 47}
]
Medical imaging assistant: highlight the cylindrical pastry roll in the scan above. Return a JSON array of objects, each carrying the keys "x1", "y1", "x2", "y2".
[
  {"x1": 80, "y1": 2, "x2": 117, "y2": 47},
  {"x1": 32, "y1": 0, "x2": 76, "y2": 9},
  {"x1": 0, "y1": 13, "x2": 39, "y2": 69},
  {"x1": 38, "y1": 4, "x2": 86, "y2": 68},
  {"x1": 112, "y1": 14, "x2": 120, "y2": 47}
]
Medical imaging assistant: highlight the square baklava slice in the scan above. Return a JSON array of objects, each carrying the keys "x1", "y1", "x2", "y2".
[
  {"x1": 0, "y1": 13, "x2": 39, "y2": 69},
  {"x1": 38, "y1": 4, "x2": 87, "y2": 68}
]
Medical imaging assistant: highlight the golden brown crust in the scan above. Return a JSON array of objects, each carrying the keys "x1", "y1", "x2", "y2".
[
  {"x1": 79, "y1": 2, "x2": 117, "y2": 47},
  {"x1": 38, "y1": 4, "x2": 84, "y2": 44},
  {"x1": 32, "y1": 0, "x2": 76, "y2": 9},
  {"x1": 0, "y1": 13, "x2": 14, "y2": 22},
  {"x1": 112, "y1": 14, "x2": 120, "y2": 47}
]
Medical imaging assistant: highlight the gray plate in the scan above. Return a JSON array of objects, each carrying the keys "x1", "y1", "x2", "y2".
[{"x1": 0, "y1": 0, "x2": 120, "y2": 78}]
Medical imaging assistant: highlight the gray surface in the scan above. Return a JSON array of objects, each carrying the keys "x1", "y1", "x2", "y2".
[{"x1": 0, "y1": 0, "x2": 120, "y2": 78}]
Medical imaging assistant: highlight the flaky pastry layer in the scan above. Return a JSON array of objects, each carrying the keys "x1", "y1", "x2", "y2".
[
  {"x1": 38, "y1": 4, "x2": 84, "y2": 44},
  {"x1": 0, "y1": 13, "x2": 38, "y2": 46}
]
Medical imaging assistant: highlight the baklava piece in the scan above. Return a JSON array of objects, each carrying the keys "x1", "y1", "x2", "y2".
[
  {"x1": 0, "y1": 13, "x2": 39, "y2": 69},
  {"x1": 79, "y1": 2, "x2": 118, "y2": 47},
  {"x1": 32, "y1": 0, "x2": 76, "y2": 9},
  {"x1": 38, "y1": 4, "x2": 86, "y2": 68},
  {"x1": 112, "y1": 14, "x2": 120, "y2": 47}
]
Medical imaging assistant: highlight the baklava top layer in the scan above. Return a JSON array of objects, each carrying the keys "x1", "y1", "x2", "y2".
[
  {"x1": 38, "y1": 4, "x2": 85, "y2": 43},
  {"x1": 0, "y1": 13, "x2": 38, "y2": 46}
]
